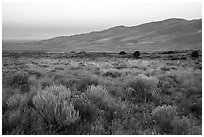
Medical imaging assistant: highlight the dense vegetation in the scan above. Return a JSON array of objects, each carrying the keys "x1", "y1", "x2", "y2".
[{"x1": 2, "y1": 50, "x2": 202, "y2": 135}]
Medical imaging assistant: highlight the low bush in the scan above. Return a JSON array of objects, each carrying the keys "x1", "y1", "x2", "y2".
[
  {"x1": 152, "y1": 105, "x2": 177, "y2": 134},
  {"x1": 2, "y1": 89, "x2": 41, "y2": 134},
  {"x1": 178, "y1": 94, "x2": 202, "y2": 118},
  {"x1": 7, "y1": 94, "x2": 27, "y2": 111},
  {"x1": 191, "y1": 51, "x2": 199, "y2": 58},
  {"x1": 175, "y1": 71, "x2": 202, "y2": 92},
  {"x1": 151, "y1": 105, "x2": 198, "y2": 134},
  {"x1": 133, "y1": 51, "x2": 140, "y2": 58},
  {"x1": 3, "y1": 107, "x2": 44, "y2": 135},
  {"x1": 72, "y1": 93, "x2": 99, "y2": 122},
  {"x1": 86, "y1": 85, "x2": 116, "y2": 111},
  {"x1": 3, "y1": 72, "x2": 31, "y2": 94},
  {"x1": 161, "y1": 51, "x2": 175, "y2": 54},
  {"x1": 77, "y1": 76, "x2": 98, "y2": 92},
  {"x1": 85, "y1": 85, "x2": 119, "y2": 132},
  {"x1": 157, "y1": 75, "x2": 177, "y2": 95},
  {"x1": 33, "y1": 85, "x2": 79, "y2": 130},
  {"x1": 119, "y1": 51, "x2": 126, "y2": 55},
  {"x1": 172, "y1": 116, "x2": 192, "y2": 135},
  {"x1": 126, "y1": 75, "x2": 158, "y2": 103}
]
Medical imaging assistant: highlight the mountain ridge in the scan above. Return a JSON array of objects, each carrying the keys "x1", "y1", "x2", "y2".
[{"x1": 3, "y1": 18, "x2": 202, "y2": 52}]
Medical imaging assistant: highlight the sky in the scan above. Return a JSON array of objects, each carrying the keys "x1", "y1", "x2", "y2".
[{"x1": 2, "y1": 0, "x2": 202, "y2": 40}]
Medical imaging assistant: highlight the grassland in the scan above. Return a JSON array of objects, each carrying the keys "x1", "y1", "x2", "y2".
[{"x1": 2, "y1": 50, "x2": 202, "y2": 135}]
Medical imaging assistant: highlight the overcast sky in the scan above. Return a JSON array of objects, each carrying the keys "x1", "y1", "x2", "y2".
[{"x1": 2, "y1": 0, "x2": 202, "y2": 40}]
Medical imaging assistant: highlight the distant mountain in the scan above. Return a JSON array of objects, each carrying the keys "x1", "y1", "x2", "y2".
[{"x1": 3, "y1": 18, "x2": 202, "y2": 52}]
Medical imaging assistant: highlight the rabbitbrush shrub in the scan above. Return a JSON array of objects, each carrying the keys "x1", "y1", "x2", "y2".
[
  {"x1": 33, "y1": 85, "x2": 79, "y2": 129},
  {"x1": 86, "y1": 85, "x2": 118, "y2": 130},
  {"x1": 152, "y1": 105, "x2": 177, "y2": 134},
  {"x1": 151, "y1": 105, "x2": 197, "y2": 134},
  {"x1": 86, "y1": 85, "x2": 116, "y2": 111},
  {"x1": 126, "y1": 75, "x2": 158, "y2": 103}
]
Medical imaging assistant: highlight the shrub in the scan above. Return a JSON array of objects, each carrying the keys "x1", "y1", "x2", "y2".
[
  {"x1": 152, "y1": 105, "x2": 177, "y2": 134},
  {"x1": 119, "y1": 51, "x2": 126, "y2": 55},
  {"x1": 176, "y1": 72, "x2": 202, "y2": 95},
  {"x1": 33, "y1": 85, "x2": 79, "y2": 129},
  {"x1": 77, "y1": 76, "x2": 98, "y2": 92},
  {"x1": 86, "y1": 85, "x2": 107, "y2": 99},
  {"x1": 191, "y1": 51, "x2": 199, "y2": 58},
  {"x1": 152, "y1": 105, "x2": 195, "y2": 135},
  {"x1": 3, "y1": 94, "x2": 43, "y2": 135},
  {"x1": 126, "y1": 75, "x2": 158, "y2": 103},
  {"x1": 72, "y1": 93, "x2": 99, "y2": 122},
  {"x1": 3, "y1": 109, "x2": 23, "y2": 134},
  {"x1": 172, "y1": 116, "x2": 192, "y2": 135},
  {"x1": 86, "y1": 85, "x2": 118, "y2": 127},
  {"x1": 133, "y1": 51, "x2": 140, "y2": 58},
  {"x1": 90, "y1": 115, "x2": 107, "y2": 135},
  {"x1": 157, "y1": 75, "x2": 177, "y2": 95},
  {"x1": 188, "y1": 98, "x2": 202, "y2": 117},
  {"x1": 161, "y1": 51, "x2": 175, "y2": 54},
  {"x1": 178, "y1": 94, "x2": 202, "y2": 118},
  {"x1": 86, "y1": 85, "x2": 116, "y2": 111},
  {"x1": 79, "y1": 51, "x2": 86, "y2": 54},
  {"x1": 55, "y1": 78, "x2": 79, "y2": 90},
  {"x1": 51, "y1": 74, "x2": 79, "y2": 90},
  {"x1": 3, "y1": 72, "x2": 31, "y2": 94},
  {"x1": 7, "y1": 94, "x2": 27, "y2": 110},
  {"x1": 150, "y1": 89, "x2": 162, "y2": 106}
]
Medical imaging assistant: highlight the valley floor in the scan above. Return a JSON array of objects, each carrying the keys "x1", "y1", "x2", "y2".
[{"x1": 2, "y1": 50, "x2": 202, "y2": 135}]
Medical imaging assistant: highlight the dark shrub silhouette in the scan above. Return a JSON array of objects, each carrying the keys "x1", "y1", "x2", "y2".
[
  {"x1": 133, "y1": 51, "x2": 140, "y2": 58},
  {"x1": 191, "y1": 51, "x2": 199, "y2": 58},
  {"x1": 79, "y1": 51, "x2": 86, "y2": 54},
  {"x1": 119, "y1": 51, "x2": 126, "y2": 55},
  {"x1": 161, "y1": 51, "x2": 175, "y2": 54}
]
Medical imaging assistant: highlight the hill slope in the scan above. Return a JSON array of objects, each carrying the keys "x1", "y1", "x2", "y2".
[{"x1": 3, "y1": 18, "x2": 202, "y2": 52}]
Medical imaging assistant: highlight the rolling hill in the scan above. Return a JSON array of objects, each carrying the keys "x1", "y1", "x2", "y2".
[{"x1": 2, "y1": 18, "x2": 202, "y2": 52}]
